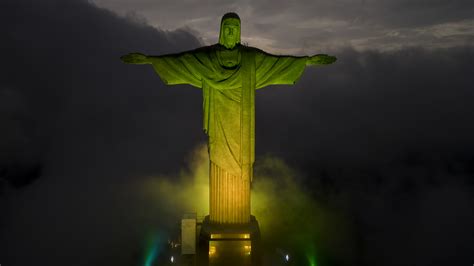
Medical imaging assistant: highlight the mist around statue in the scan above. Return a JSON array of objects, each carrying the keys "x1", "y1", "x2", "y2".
[{"x1": 137, "y1": 144, "x2": 353, "y2": 266}]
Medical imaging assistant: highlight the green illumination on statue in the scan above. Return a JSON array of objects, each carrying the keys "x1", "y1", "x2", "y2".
[{"x1": 121, "y1": 12, "x2": 336, "y2": 225}]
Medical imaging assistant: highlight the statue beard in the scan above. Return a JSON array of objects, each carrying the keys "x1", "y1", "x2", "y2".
[{"x1": 223, "y1": 35, "x2": 238, "y2": 49}]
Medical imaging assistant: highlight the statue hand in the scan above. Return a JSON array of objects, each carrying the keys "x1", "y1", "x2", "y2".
[
  {"x1": 307, "y1": 54, "x2": 337, "y2": 66},
  {"x1": 120, "y1": 53, "x2": 150, "y2": 64}
]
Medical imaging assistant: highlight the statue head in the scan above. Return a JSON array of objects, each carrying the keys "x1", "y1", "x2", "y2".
[{"x1": 219, "y1": 12, "x2": 241, "y2": 49}]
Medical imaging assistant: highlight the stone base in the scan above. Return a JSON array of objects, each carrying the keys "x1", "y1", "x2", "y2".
[{"x1": 198, "y1": 215, "x2": 261, "y2": 266}]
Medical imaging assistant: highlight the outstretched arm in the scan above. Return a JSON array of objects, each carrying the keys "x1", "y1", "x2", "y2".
[
  {"x1": 306, "y1": 54, "x2": 337, "y2": 66},
  {"x1": 255, "y1": 50, "x2": 308, "y2": 88},
  {"x1": 255, "y1": 50, "x2": 336, "y2": 89},
  {"x1": 120, "y1": 51, "x2": 210, "y2": 88},
  {"x1": 120, "y1": 53, "x2": 151, "y2": 64}
]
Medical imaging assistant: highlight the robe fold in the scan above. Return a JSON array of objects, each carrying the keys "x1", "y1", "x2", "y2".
[{"x1": 149, "y1": 44, "x2": 308, "y2": 223}]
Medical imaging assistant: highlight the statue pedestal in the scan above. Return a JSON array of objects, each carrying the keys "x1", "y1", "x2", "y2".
[{"x1": 198, "y1": 215, "x2": 261, "y2": 266}]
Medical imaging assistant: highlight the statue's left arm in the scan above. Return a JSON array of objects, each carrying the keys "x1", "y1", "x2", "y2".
[{"x1": 255, "y1": 49, "x2": 336, "y2": 89}]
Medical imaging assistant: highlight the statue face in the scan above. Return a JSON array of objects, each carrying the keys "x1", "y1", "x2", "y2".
[{"x1": 221, "y1": 18, "x2": 240, "y2": 49}]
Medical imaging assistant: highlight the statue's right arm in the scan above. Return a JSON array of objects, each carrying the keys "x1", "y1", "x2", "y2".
[
  {"x1": 120, "y1": 53, "x2": 151, "y2": 64},
  {"x1": 121, "y1": 50, "x2": 205, "y2": 88}
]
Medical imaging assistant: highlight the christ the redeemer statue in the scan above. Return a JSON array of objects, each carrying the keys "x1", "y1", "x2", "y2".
[{"x1": 121, "y1": 12, "x2": 336, "y2": 225}]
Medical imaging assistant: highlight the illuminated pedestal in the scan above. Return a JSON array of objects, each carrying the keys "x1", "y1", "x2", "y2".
[{"x1": 198, "y1": 215, "x2": 261, "y2": 266}]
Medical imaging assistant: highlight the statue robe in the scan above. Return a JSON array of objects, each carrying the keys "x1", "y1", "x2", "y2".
[{"x1": 149, "y1": 44, "x2": 307, "y2": 223}]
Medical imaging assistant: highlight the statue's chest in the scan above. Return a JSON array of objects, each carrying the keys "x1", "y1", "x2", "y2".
[{"x1": 217, "y1": 49, "x2": 241, "y2": 68}]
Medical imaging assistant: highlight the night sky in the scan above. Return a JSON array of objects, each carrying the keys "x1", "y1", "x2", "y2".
[{"x1": 1, "y1": 0, "x2": 473, "y2": 265}]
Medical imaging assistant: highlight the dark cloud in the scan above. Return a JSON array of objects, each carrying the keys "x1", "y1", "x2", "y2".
[
  {"x1": 1, "y1": 0, "x2": 473, "y2": 265},
  {"x1": 1, "y1": 0, "x2": 204, "y2": 265}
]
